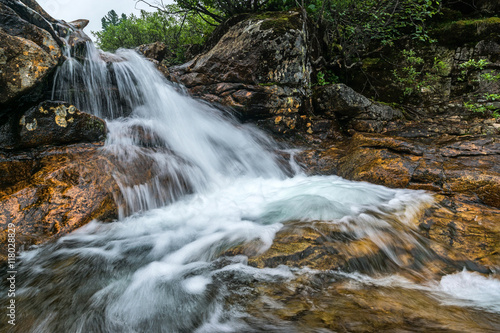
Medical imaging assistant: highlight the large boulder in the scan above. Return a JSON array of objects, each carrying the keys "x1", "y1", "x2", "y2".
[
  {"x1": 168, "y1": 12, "x2": 406, "y2": 139},
  {"x1": 0, "y1": 0, "x2": 62, "y2": 106},
  {"x1": 0, "y1": 0, "x2": 92, "y2": 114},
  {"x1": 170, "y1": 11, "x2": 312, "y2": 135}
]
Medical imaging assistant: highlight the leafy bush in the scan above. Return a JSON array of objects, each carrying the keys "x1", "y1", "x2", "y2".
[
  {"x1": 392, "y1": 49, "x2": 448, "y2": 97},
  {"x1": 458, "y1": 59, "x2": 500, "y2": 118},
  {"x1": 93, "y1": 6, "x2": 216, "y2": 64},
  {"x1": 299, "y1": 0, "x2": 441, "y2": 69}
]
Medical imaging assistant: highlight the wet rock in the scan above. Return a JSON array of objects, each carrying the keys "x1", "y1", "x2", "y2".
[
  {"x1": 233, "y1": 270, "x2": 500, "y2": 332},
  {"x1": 423, "y1": 195, "x2": 500, "y2": 269},
  {"x1": 65, "y1": 20, "x2": 92, "y2": 59},
  {"x1": 0, "y1": 143, "x2": 193, "y2": 265},
  {"x1": 0, "y1": 144, "x2": 119, "y2": 263},
  {"x1": 227, "y1": 221, "x2": 435, "y2": 274},
  {"x1": 292, "y1": 129, "x2": 500, "y2": 270}
]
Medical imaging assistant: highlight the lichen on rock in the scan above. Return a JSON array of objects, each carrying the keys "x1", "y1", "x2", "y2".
[{"x1": 12, "y1": 101, "x2": 107, "y2": 149}]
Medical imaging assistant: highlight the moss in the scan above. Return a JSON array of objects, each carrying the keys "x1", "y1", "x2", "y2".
[
  {"x1": 258, "y1": 82, "x2": 278, "y2": 86},
  {"x1": 255, "y1": 11, "x2": 302, "y2": 33},
  {"x1": 362, "y1": 58, "x2": 381, "y2": 70},
  {"x1": 453, "y1": 17, "x2": 500, "y2": 26},
  {"x1": 375, "y1": 100, "x2": 402, "y2": 110},
  {"x1": 431, "y1": 16, "x2": 500, "y2": 46}
]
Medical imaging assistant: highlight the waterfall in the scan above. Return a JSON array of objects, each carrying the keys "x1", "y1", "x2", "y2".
[
  {"x1": 4, "y1": 43, "x2": 500, "y2": 333},
  {"x1": 53, "y1": 43, "x2": 286, "y2": 216}
]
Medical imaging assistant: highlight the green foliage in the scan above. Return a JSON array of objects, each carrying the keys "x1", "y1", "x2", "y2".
[
  {"x1": 138, "y1": 0, "x2": 279, "y2": 23},
  {"x1": 458, "y1": 59, "x2": 500, "y2": 118},
  {"x1": 464, "y1": 100, "x2": 499, "y2": 118},
  {"x1": 126, "y1": 0, "x2": 442, "y2": 71},
  {"x1": 93, "y1": 7, "x2": 216, "y2": 65},
  {"x1": 392, "y1": 49, "x2": 447, "y2": 97},
  {"x1": 300, "y1": 0, "x2": 441, "y2": 68},
  {"x1": 101, "y1": 10, "x2": 125, "y2": 30},
  {"x1": 481, "y1": 72, "x2": 500, "y2": 82},
  {"x1": 457, "y1": 59, "x2": 489, "y2": 81},
  {"x1": 392, "y1": 51, "x2": 499, "y2": 118},
  {"x1": 316, "y1": 70, "x2": 339, "y2": 86}
]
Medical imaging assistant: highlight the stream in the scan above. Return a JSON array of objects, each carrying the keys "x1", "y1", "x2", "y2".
[{"x1": 2, "y1": 43, "x2": 500, "y2": 333}]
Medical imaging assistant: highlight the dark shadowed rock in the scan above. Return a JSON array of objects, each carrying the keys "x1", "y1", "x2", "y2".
[
  {"x1": 313, "y1": 84, "x2": 403, "y2": 133},
  {"x1": 1, "y1": 101, "x2": 107, "y2": 150}
]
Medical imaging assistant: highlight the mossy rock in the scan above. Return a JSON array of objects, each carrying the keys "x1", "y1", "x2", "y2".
[
  {"x1": 256, "y1": 11, "x2": 302, "y2": 33},
  {"x1": 431, "y1": 17, "x2": 500, "y2": 46}
]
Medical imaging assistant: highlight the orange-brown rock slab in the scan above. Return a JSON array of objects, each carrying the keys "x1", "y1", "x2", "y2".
[
  {"x1": 422, "y1": 195, "x2": 500, "y2": 269},
  {"x1": 0, "y1": 143, "x2": 119, "y2": 263},
  {"x1": 292, "y1": 132, "x2": 500, "y2": 271}
]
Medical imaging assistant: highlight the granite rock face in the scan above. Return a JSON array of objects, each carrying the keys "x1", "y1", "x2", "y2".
[{"x1": 170, "y1": 11, "x2": 312, "y2": 135}]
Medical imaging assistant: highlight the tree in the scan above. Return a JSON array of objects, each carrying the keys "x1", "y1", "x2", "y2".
[
  {"x1": 135, "y1": 0, "x2": 276, "y2": 24},
  {"x1": 92, "y1": 6, "x2": 216, "y2": 65},
  {"x1": 101, "y1": 10, "x2": 126, "y2": 30}
]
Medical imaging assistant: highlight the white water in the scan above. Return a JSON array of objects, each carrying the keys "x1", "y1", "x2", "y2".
[{"x1": 7, "y1": 43, "x2": 500, "y2": 332}]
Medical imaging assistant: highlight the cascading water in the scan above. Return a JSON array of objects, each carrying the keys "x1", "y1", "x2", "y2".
[
  {"x1": 53, "y1": 43, "x2": 287, "y2": 216},
  {"x1": 3, "y1": 43, "x2": 500, "y2": 332}
]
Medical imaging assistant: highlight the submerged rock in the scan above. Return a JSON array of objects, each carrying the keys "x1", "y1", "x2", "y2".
[{"x1": 228, "y1": 269, "x2": 500, "y2": 332}]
